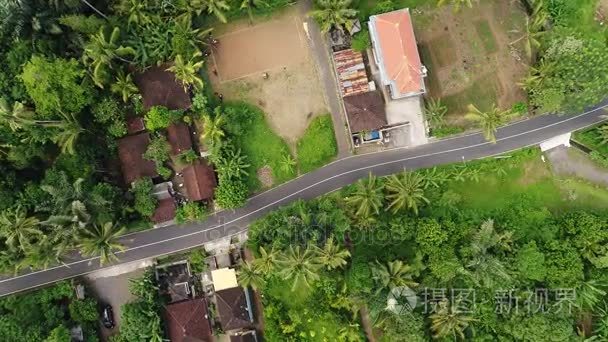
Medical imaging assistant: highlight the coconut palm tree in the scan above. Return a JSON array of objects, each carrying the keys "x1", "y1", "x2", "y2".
[
  {"x1": 201, "y1": 111, "x2": 225, "y2": 145},
  {"x1": 167, "y1": 53, "x2": 205, "y2": 91},
  {"x1": 201, "y1": 0, "x2": 230, "y2": 23},
  {"x1": 465, "y1": 104, "x2": 514, "y2": 143},
  {"x1": 424, "y1": 98, "x2": 448, "y2": 129},
  {"x1": 518, "y1": 59, "x2": 554, "y2": 91},
  {"x1": 463, "y1": 219, "x2": 512, "y2": 288},
  {"x1": 345, "y1": 173, "x2": 383, "y2": 219},
  {"x1": 19, "y1": 235, "x2": 64, "y2": 270},
  {"x1": 371, "y1": 260, "x2": 418, "y2": 293},
  {"x1": 241, "y1": 0, "x2": 267, "y2": 24},
  {"x1": 254, "y1": 246, "x2": 278, "y2": 274},
  {"x1": 310, "y1": 0, "x2": 358, "y2": 34},
  {"x1": 437, "y1": 0, "x2": 474, "y2": 12},
  {"x1": 277, "y1": 245, "x2": 321, "y2": 291},
  {"x1": 0, "y1": 206, "x2": 42, "y2": 252},
  {"x1": 78, "y1": 222, "x2": 126, "y2": 266},
  {"x1": 0, "y1": 98, "x2": 35, "y2": 131},
  {"x1": 83, "y1": 26, "x2": 135, "y2": 88},
  {"x1": 313, "y1": 237, "x2": 351, "y2": 270},
  {"x1": 237, "y1": 261, "x2": 265, "y2": 290},
  {"x1": 510, "y1": 0, "x2": 547, "y2": 62},
  {"x1": 111, "y1": 71, "x2": 139, "y2": 103},
  {"x1": 430, "y1": 299, "x2": 476, "y2": 339},
  {"x1": 42, "y1": 111, "x2": 85, "y2": 154},
  {"x1": 385, "y1": 170, "x2": 429, "y2": 215}
]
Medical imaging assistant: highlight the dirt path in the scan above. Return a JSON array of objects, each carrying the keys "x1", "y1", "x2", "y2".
[
  {"x1": 359, "y1": 306, "x2": 376, "y2": 342},
  {"x1": 545, "y1": 146, "x2": 608, "y2": 186}
]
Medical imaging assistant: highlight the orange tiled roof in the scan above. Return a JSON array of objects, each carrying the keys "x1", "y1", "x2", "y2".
[{"x1": 371, "y1": 9, "x2": 424, "y2": 96}]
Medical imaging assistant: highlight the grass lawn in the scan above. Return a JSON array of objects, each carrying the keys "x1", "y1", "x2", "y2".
[
  {"x1": 442, "y1": 76, "x2": 499, "y2": 121},
  {"x1": 296, "y1": 115, "x2": 338, "y2": 173},
  {"x1": 474, "y1": 20, "x2": 498, "y2": 54},
  {"x1": 222, "y1": 102, "x2": 296, "y2": 190},
  {"x1": 574, "y1": 125, "x2": 608, "y2": 157},
  {"x1": 428, "y1": 33, "x2": 457, "y2": 68}
]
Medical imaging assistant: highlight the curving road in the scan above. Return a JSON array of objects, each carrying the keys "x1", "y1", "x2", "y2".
[{"x1": 0, "y1": 102, "x2": 606, "y2": 297}]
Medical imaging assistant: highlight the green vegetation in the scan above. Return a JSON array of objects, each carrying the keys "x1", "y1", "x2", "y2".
[
  {"x1": 131, "y1": 178, "x2": 157, "y2": 218},
  {"x1": 0, "y1": 282, "x2": 100, "y2": 341},
  {"x1": 474, "y1": 20, "x2": 497, "y2": 54},
  {"x1": 175, "y1": 202, "x2": 208, "y2": 223},
  {"x1": 574, "y1": 124, "x2": 608, "y2": 167},
  {"x1": 310, "y1": 0, "x2": 359, "y2": 33},
  {"x1": 296, "y1": 115, "x2": 338, "y2": 173},
  {"x1": 248, "y1": 149, "x2": 608, "y2": 340}
]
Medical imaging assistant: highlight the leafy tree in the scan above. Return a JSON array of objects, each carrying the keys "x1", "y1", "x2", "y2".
[
  {"x1": 430, "y1": 299, "x2": 476, "y2": 339},
  {"x1": 120, "y1": 301, "x2": 163, "y2": 342},
  {"x1": 415, "y1": 218, "x2": 447, "y2": 256},
  {"x1": 143, "y1": 135, "x2": 171, "y2": 165},
  {"x1": 0, "y1": 205, "x2": 41, "y2": 252},
  {"x1": 69, "y1": 298, "x2": 98, "y2": 323},
  {"x1": 345, "y1": 173, "x2": 383, "y2": 219},
  {"x1": 371, "y1": 260, "x2": 418, "y2": 292},
  {"x1": 313, "y1": 237, "x2": 350, "y2": 270},
  {"x1": 21, "y1": 56, "x2": 91, "y2": 117},
  {"x1": 515, "y1": 241, "x2": 546, "y2": 282},
  {"x1": 78, "y1": 221, "x2": 126, "y2": 266},
  {"x1": 310, "y1": 0, "x2": 358, "y2": 33},
  {"x1": 131, "y1": 178, "x2": 157, "y2": 217},
  {"x1": 111, "y1": 71, "x2": 138, "y2": 102},
  {"x1": 544, "y1": 240, "x2": 584, "y2": 288},
  {"x1": 384, "y1": 170, "x2": 429, "y2": 215},
  {"x1": 465, "y1": 104, "x2": 514, "y2": 143},
  {"x1": 44, "y1": 325, "x2": 70, "y2": 342},
  {"x1": 175, "y1": 202, "x2": 207, "y2": 223},
  {"x1": 83, "y1": 26, "x2": 135, "y2": 88},
  {"x1": 215, "y1": 147, "x2": 250, "y2": 180},
  {"x1": 129, "y1": 269, "x2": 159, "y2": 303},
  {"x1": 237, "y1": 261, "x2": 265, "y2": 290},
  {"x1": 59, "y1": 14, "x2": 104, "y2": 34},
  {"x1": 277, "y1": 245, "x2": 321, "y2": 291},
  {"x1": 145, "y1": 106, "x2": 183, "y2": 131},
  {"x1": 92, "y1": 97, "x2": 121, "y2": 124},
  {"x1": 167, "y1": 53, "x2": 204, "y2": 90},
  {"x1": 201, "y1": 110, "x2": 225, "y2": 145},
  {"x1": 214, "y1": 177, "x2": 248, "y2": 209},
  {"x1": 177, "y1": 149, "x2": 198, "y2": 164}
]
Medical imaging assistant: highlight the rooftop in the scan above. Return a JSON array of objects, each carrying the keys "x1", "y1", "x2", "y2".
[
  {"x1": 333, "y1": 49, "x2": 370, "y2": 97},
  {"x1": 152, "y1": 197, "x2": 176, "y2": 224},
  {"x1": 344, "y1": 90, "x2": 387, "y2": 133},
  {"x1": 216, "y1": 287, "x2": 254, "y2": 331},
  {"x1": 117, "y1": 132, "x2": 158, "y2": 184},
  {"x1": 211, "y1": 268, "x2": 238, "y2": 292},
  {"x1": 369, "y1": 8, "x2": 426, "y2": 98},
  {"x1": 183, "y1": 159, "x2": 217, "y2": 201},
  {"x1": 167, "y1": 122, "x2": 193, "y2": 156},
  {"x1": 134, "y1": 65, "x2": 192, "y2": 110},
  {"x1": 164, "y1": 298, "x2": 213, "y2": 342}
]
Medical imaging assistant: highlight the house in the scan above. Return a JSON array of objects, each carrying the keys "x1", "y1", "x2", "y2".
[
  {"x1": 368, "y1": 8, "x2": 427, "y2": 99},
  {"x1": 164, "y1": 298, "x2": 213, "y2": 342},
  {"x1": 230, "y1": 329, "x2": 258, "y2": 342},
  {"x1": 117, "y1": 132, "x2": 158, "y2": 184},
  {"x1": 183, "y1": 159, "x2": 217, "y2": 201},
  {"x1": 152, "y1": 197, "x2": 177, "y2": 224},
  {"x1": 167, "y1": 122, "x2": 193, "y2": 156},
  {"x1": 156, "y1": 261, "x2": 196, "y2": 303},
  {"x1": 215, "y1": 287, "x2": 254, "y2": 331},
  {"x1": 134, "y1": 65, "x2": 192, "y2": 111},
  {"x1": 343, "y1": 90, "x2": 387, "y2": 134}
]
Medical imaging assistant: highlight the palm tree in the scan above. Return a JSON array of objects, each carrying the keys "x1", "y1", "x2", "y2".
[
  {"x1": 111, "y1": 71, "x2": 139, "y2": 102},
  {"x1": 280, "y1": 153, "x2": 297, "y2": 174},
  {"x1": 510, "y1": 14, "x2": 546, "y2": 61},
  {"x1": 437, "y1": 0, "x2": 474, "y2": 12},
  {"x1": 78, "y1": 222, "x2": 126, "y2": 266},
  {"x1": 0, "y1": 98, "x2": 35, "y2": 131},
  {"x1": 464, "y1": 219, "x2": 512, "y2": 288},
  {"x1": 277, "y1": 245, "x2": 321, "y2": 291},
  {"x1": 202, "y1": 0, "x2": 230, "y2": 23},
  {"x1": 19, "y1": 236, "x2": 64, "y2": 270},
  {"x1": 385, "y1": 170, "x2": 429, "y2": 215},
  {"x1": 43, "y1": 200, "x2": 92, "y2": 231},
  {"x1": 424, "y1": 98, "x2": 448, "y2": 129},
  {"x1": 313, "y1": 237, "x2": 351, "y2": 270},
  {"x1": 0, "y1": 206, "x2": 42, "y2": 252},
  {"x1": 215, "y1": 148, "x2": 250, "y2": 180},
  {"x1": 518, "y1": 59, "x2": 554, "y2": 91},
  {"x1": 201, "y1": 112, "x2": 225, "y2": 145},
  {"x1": 83, "y1": 26, "x2": 135, "y2": 88},
  {"x1": 371, "y1": 260, "x2": 418, "y2": 293},
  {"x1": 254, "y1": 246, "x2": 278, "y2": 274},
  {"x1": 310, "y1": 0, "x2": 358, "y2": 34},
  {"x1": 345, "y1": 173, "x2": 383, "y2": 219},
  {"x1": 430, "y1": 299, "x2": 476, "y2": 339},
  {"x1": 465, "y1": 104, "x2": 514, "y2": 143},
  {"x1": 241, "y1": 0, "x2": 267, "y2": 23},
  {"x1": 42, "y1": 112, "x2": 85, "y2": 154},
  {"x1": 114, "y1": 0, "x2": 151, "y2": 26},
  {"x1": 237, "y1": 261, "x2": 265, "y2": 290},
  {"x1": 167, "y1": 53, "x2": 205, "y2": 91}
]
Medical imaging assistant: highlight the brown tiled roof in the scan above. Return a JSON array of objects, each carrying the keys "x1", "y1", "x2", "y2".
[
  {"x1": 117, "y1": 132, "x2": 158, "y2": 184},
  {"x1": 183, "y1": 160, "x2": 217, "y2": 201},
  {"x1": 152, "y1": 197, "x2": 176, "y2": 223},
  {"x1": 344, "y1": 91, "x2": 387, "y2": 133},
  {"x1": 134, "y1": 65, "x2": 192, "y2": 110},
  {"x1": 333, "y1": 49, "x2": 370, "y2": 97},
  {"x1": 126, "y1": 116, "x2": 145, "y2": 134},
  {"x1": 167, "y1": 123, "x2": 193, "y2": 156},
  {"x1": 164, "y1": 298, "x2": 213, "y2": 342},
  {"x1": 370, "y1": 9, "x2": 424, "y2": 96},
  {"x1": 216, "y1": 287, "x2": 253, "y2": 331}
]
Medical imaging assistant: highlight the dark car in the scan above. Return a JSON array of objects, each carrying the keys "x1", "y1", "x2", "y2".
[{"x1": 101, "y1": 305, "x2": 115, "y2": 329}]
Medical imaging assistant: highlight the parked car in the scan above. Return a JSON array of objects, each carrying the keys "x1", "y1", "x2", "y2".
[{"x1": 101, "y1": 305, "x2": 115, "y2": 329}]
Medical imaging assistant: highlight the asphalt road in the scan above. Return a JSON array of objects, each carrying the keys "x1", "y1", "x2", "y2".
[{"x1": 0, "y1": 102, "x2": 606, "y2": 297}]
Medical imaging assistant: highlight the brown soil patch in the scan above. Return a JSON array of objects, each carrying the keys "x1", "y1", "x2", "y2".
[
  {"x1": 209, "y1": 7, "x2": 327, "y2": 147},
  {"x1": 597, "y1": 0, "x2": 608, "y2": 23},
  {"x1": 257, "y1": 166, "x2": 274, "y2": 188}
]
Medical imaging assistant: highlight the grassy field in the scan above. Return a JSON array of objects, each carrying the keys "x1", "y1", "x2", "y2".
[
  {"x1": 574, "y1": 125, "x2": 608, "y2": 156},
  {"x1": 296, "y1": 115, "x2": 337, "y2": 173},
  {"x1": 474, "y1": 20, "x2": 498, "y2": 54},
  {"x1": 442, "y1": 76, "x2": 499, "y2": 117}
]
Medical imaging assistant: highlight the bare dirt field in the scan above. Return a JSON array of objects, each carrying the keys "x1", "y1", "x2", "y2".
[
  {"x1": 208, "y1": 7, "x2": 328, "y2": 146},
  {"x1": 414, "y1": 1, "x2": 529, "y2": 127}
]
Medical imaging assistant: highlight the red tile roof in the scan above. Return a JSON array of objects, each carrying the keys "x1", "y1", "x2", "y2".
[
  {"x1": 167, "y1": 123, "x2": 193, "y2": 156},
  {"x1": 164, "y1": 298, "x2": 213, "y2": 342},
  {"x1": 152, "y1": 197, "x2": 176, "y2": 223},
  {"x1": 117, "y1": 132, "x2": 158, "y2": 184},
  {"x1": 183, "y1": 160, "x2": 217, "y2": 201},
  {"x1": 370, "y1": 9, "x2": 424, "y2": 97}
]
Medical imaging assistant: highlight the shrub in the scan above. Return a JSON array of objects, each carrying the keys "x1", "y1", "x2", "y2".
[
  {"x1": 144, "y1": 135, "x2": 171, "y2": 165},
  {"x1": 175, "y1": 202, "x2": 208, "y2": 223},
  {"x1": 131, "y1": 178, "x2": 157, "y2": 217},
  {"x1": 108, "y1": 120, "x2": 128, "y2": 138},
  {"x1": 215, "y1": 178, "x2": 248, "y2": 209},
  {"x1": 351, "y1": 29, "x2": 370, "y2": 52},
  {"x1": 145, "y1": 106, "x2": 184, "y2": 131},
  {"x1": 69, "y1": 298, "x2": 98, "y2": 323},
  {"x1": 188, "y1": 249, "x2": 207, "y2": 274},
  {"x1": 178, "y1": 149, "x2": 199, "y2": 165}
]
